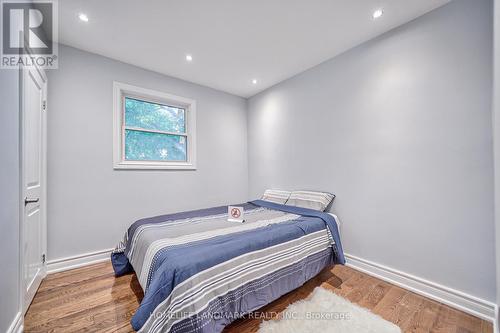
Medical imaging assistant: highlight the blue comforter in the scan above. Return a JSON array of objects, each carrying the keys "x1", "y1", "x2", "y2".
[{"x1": 112, "y1": 200, "x2": 344, "y2": 333}]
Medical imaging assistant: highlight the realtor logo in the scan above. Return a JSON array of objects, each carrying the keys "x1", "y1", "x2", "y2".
[{"x1": 1, "y1": 0, "x2": 58, "y2": 69}]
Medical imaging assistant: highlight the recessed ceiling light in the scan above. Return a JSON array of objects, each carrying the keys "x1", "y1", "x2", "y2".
[
  {"x1": 372, "y1": 9, "x2": 383, "y2": 19},
  {"x1": 185, "y1": 54, "x2": 193, "y2": 62},
  {"x1": 252, "y1": 79, "x2": 258, "y2": 85},
  {"x1": 78, "y1": 13, "x2": 89, "y2": 22}
]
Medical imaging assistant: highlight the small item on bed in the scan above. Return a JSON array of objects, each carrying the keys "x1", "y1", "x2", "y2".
[
  {"x1": 227, "y1": 205, "x2": 245, "y2": 222},
  {"x1": 286, "y1": 190, "x2": 335, "y2": 211}
]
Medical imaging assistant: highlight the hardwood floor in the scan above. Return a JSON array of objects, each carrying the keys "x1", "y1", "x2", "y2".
[{"x1": 24, "y1": 262, "x2": 493, "y2": 333}]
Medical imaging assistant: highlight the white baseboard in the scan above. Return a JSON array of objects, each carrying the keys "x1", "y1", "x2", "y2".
[
  {"x1": 7, "y1": 311, "x2": 23, "y2": 333},
  {"x1": 495, "y1": 305, "x2": 499, "y2": 333},
  {"x1": 345, "y1": 253, "x2": 496, "y2": 322},
  {"x1": 47, "y1": 248, "x2": 113, "y2": 274}
]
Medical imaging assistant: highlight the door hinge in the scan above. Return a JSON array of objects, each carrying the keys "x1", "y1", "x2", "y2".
[
  {"x1": 42, "y1": 101, "x2": 47, "y2": 111},
  {"x1": 42, "y1": 254, "x2": 46, "y2": 264}
]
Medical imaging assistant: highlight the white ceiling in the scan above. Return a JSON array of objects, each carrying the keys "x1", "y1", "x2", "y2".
[{"x1": 58, "y1": 0, "x2": 451, "y2": 98}]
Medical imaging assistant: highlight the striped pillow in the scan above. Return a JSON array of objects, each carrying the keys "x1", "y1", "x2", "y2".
[
  {"x1": 285, "y1": 190, "x2": 335, "y2": 211},
  {"x1": 261, "y1": 189, "x2": 291, "y2": 204}
]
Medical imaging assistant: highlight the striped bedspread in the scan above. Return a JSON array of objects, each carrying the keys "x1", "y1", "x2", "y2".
[{"x1": 111, "y1": 200, "x2": 344, "y2": 333}]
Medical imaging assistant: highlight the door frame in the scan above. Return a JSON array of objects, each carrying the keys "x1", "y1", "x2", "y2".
[{"x1": 18, "y1": 56, "x2": 48, "y2": 315}]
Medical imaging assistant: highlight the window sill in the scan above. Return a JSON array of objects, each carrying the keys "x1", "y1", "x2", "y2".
[{"x1": 113, "y1": 161, "x2": 196, "y2": 170}]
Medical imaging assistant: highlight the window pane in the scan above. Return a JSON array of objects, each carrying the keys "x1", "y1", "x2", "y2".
[
  {"x1": 125, "y1": 97, "x2": 185, "y2": 133},
  {"x1": 125, "y1": 129, "x2": 187, "y2": 161}
]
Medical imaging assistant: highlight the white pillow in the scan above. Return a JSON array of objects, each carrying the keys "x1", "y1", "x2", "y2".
[
  {"x1": 261, "y1": 189, "x2": 291, "y2": 204},
  {"x1": 285, "y1": 190, "x2": 335, "y2": 211}
]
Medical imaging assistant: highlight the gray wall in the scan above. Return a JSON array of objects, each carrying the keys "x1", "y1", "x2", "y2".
[
  {"x1": 247, "y1": 0, "x2": 495, "y2": 301},
  {"x1": 47, "y1": 46, "x2": 248, "y2": 260},
  {"x1": 494, "y1": 0, "x2": 500, "y2": 318},
  {"x1": 0, "y1": 71, "x2": 20, "y2": 331}
]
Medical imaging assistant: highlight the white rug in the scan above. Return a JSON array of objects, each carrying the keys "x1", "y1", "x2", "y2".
[{"x1": 258, "y1": 287, "x2": 402, "y2": 333}]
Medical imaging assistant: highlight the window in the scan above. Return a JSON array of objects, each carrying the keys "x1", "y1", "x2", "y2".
[{"x1": 113, "y1": 82, "x2": 196, "y2": 169}]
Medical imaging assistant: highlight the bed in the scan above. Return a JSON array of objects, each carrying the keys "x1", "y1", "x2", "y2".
[{"x1": 111, "y1": 198, "x2": 345, "y2": 333}]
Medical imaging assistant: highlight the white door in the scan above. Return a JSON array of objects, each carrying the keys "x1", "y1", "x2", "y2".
[{"x1": 21, "y1": 64, "x2": 47, "y2": 312}]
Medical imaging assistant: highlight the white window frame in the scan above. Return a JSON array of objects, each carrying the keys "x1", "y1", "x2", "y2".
[{"x1": 113, "y1": 81, "x2": 197, "y2": 170}]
